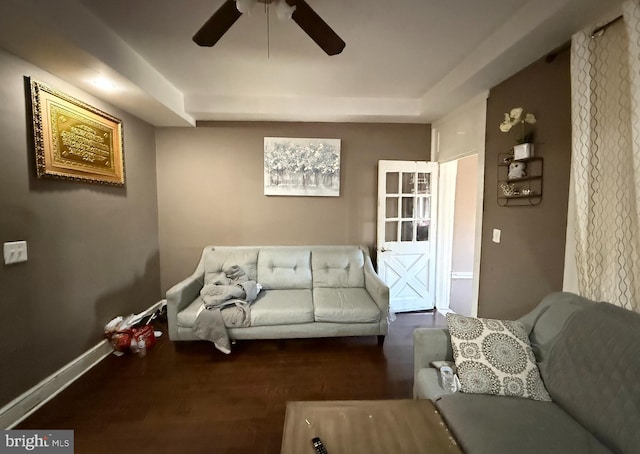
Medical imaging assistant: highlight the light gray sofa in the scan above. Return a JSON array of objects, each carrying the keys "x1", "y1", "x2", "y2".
[
  {"x1": 413, "y1": 292, "x2": 640, "y2": 454},
  {"x1": 166, "y1": 245, "x2": 389, "y2": 343}
]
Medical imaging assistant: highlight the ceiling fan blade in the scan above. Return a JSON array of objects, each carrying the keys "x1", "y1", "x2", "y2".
[
  {"x1": 193, "y1": 0, "x2": 243, "y2": 47},
  {"x1": 287, "y1": 0, "x2": 345, "y2": 56}
]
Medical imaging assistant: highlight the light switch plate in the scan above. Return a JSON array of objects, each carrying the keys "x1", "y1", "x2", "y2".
[
  {"x1": 3, "y1": 241, "x2": 28, "y2": 264},
  {"x1": 492, "y1": 229, "x2": 501, "y2": 243}
]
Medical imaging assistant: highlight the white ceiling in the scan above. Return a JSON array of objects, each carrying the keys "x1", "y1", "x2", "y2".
[{"x1": 0, "y1": 0, "x2": 624, "y2": 126}]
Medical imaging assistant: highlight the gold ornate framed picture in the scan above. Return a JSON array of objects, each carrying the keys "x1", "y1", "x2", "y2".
[{"x1": 29, "y1": 78, "x2": 125, "y2": 186}]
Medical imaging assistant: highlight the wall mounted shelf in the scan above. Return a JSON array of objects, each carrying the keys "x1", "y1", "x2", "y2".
[{"x1": 497, "y1": 153, "x2": 543, "y2": 207}]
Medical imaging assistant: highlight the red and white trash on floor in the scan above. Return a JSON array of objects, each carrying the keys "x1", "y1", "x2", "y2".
[{"x1": 104, "y1": 300, "x2": 166, "y2": 357}]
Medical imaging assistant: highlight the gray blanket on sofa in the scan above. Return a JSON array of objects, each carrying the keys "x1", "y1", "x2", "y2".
[{"x1": 193, "y1": 265, "x2": 260, "y2": 354}]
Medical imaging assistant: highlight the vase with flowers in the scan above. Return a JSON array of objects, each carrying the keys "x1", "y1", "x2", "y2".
[{"x1": 499, "y1": 107, "x2": 536, "y2": 160}]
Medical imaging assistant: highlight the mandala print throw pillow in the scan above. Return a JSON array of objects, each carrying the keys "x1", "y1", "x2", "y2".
[{"x1": 446, "y1": 313, "x2": 551, "y2": 401}]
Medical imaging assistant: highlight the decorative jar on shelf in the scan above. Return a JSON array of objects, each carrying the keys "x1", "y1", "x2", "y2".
[{"x1": 513, "y1": 143, "x2": 534, "y2": 160}]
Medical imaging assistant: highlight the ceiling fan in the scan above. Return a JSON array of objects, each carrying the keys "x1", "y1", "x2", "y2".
[{"x1": 193, "y1": 0, "x2": 345, "y2": 56}]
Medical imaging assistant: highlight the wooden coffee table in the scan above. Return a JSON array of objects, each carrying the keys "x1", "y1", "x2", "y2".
[{"x1": 280, "y1": 399, "x2": 461, "y2": 454}]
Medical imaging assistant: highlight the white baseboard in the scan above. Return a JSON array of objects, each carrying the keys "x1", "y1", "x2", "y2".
[
  {"x1": 0, "y1": 300, "x2": 166, "y2": 429},
  {"x1": 0, "y1": 340, "x2": 112, "y2": 429}
]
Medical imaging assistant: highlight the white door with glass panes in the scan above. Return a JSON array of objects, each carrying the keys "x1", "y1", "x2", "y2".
[{"x1": 377, "y1": 160, "x2": 438, "y2": 313}]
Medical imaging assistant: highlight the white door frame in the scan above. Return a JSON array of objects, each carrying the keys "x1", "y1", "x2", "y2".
[
  {"x1": 434, "y1": 161, "x2": 458, "y2": 312},
  {"x1": 431, "y1": 94, "x2": 487, "y2": 317},
  {"x1": 470, "y1": 151, "x2": 485, "y2": 317}
]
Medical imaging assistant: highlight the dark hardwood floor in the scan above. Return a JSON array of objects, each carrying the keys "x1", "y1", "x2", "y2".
[{"x1": 17, "y1": 312, "x2": 447, "y2": 454}]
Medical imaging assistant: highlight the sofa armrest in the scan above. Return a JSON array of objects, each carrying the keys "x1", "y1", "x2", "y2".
[
  {"x1": 363, "y1": 254, "x2": 390, "y2": 318},
  {"x1": 413, "y1": 328, "x2": 454, "y2": 378},
  {"x1": 166, "y1": 272, "x2": 204, "y2": 340}
]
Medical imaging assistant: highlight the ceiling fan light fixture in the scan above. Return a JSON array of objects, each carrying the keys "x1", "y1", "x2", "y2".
[
  {"x1": 235, "y1": 0, "x2": 257, "y2": 14},
  {"x1": 275, "y1": 0, "x2": 295, "y2": 20},
  {"x1": 194, "y1": 0, "x2": 345, "y2": 55}
]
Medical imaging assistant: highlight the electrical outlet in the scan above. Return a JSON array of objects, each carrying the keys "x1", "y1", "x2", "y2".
[{"x1": 3, "y1": 241, "x2": 28, "y2": 264}]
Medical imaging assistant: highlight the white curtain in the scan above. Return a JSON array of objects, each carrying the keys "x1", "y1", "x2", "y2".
[{"x1": 570, "y1": 0, "x2": 640, "y2": 312}]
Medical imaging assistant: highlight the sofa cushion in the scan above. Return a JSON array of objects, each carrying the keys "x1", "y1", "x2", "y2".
[
  {"x1": 203, "y1": 248, "x2": 259, "y2": 283},
  {"x1": 257, "y1": 248, "x2": 312, "y2": 290},
  {"x1": 250, "y1": 290, "x2": 314, "y2": 326},
  {"x1": 446, "y1": 313, "x2": 551, "y2": 401},
  {"x1": 177, "y1": 297, "x2": 261, "y2": 328},
  {"x1": 313, "y1": 288, "x2": 380, "y2": 323},
  {"x1": 543, "y1": 302, "x2": 640, "y2": 454},
  {"x1": 435, "y1": 393, "x2": 611, "y2": 454},
  {"x1": 311, "y1": 247, "x2": 365, "y2": 288}
]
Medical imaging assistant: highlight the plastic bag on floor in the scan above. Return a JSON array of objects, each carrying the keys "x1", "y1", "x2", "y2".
[{"x1": 104, "y1": 302, "x2": 165, "y2": 356}]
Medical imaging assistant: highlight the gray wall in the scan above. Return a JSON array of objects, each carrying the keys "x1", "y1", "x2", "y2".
[
  {"x1": 156, "y1": 122, "x2": 430, "y2": 291},
  {"x1": 0, "y1": 50, "x2": 161, "y2": 408},
  {"x1": 478, "y1": 50, "x2": 572, "y2": 319}
]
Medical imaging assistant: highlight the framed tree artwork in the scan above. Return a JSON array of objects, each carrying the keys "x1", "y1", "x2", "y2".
[{"x1": 264, "y1": 137, "x2": 341, "y2": 196}]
